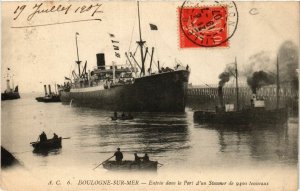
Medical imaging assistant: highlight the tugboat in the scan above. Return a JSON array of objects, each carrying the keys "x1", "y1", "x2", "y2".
[
  {"x1": 36, "y1": 84, "x2": 61, "y2": 103},
  {"x1": 194, "y1": 58, "x2": 288, "y2": 125},
  {"x1": 1, "y1": 69, "x2": 20, "y2": 100},
  {"x1": 58, "y1": 2, "x2": 190, "y2": 112}
]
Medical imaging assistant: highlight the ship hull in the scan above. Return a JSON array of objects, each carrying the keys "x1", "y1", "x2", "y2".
[
  {"x1": 36, "y1": 95, "x2": 61, "y2": 103},
  {"x1": 1, "y1": 92, "x2": 20, "y2": 100},
  {"x1": 60, "y1": 70, "x2": 190, "y2": 112},
  {"x1": 194, "y1": 108, "x2": 288, "y2": 125}
]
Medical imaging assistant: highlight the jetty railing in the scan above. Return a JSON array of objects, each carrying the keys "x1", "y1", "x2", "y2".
[{"x1": 187, "y1": 84, "x2": 298, "y2": 114}]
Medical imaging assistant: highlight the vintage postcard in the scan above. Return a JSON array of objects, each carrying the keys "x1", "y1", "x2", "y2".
[{"x1": 1, "y1": 1, "x2": 299, "y2": 191}]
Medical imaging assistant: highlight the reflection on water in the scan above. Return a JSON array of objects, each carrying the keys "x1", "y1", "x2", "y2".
[
  {"x1": 194, "y1": 121, "x2": 298, "y2": 165},
  {"x1": 70, "y1": 107, "x2": 190, "y2": 159},
  {"x1": 33, "y1": 148, "x2": 62, "y2": 157},
  {"x1": 1, "y1": 94, "x2": 298, "y2": 173}
]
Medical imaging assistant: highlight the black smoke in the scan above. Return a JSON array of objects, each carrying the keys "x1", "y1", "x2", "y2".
[
  {"x1": 247, "y1": 71, "x2": 275, "y2": 93},
  {"x1": 244, "y1": 41, "x2": 298, "y2": 92},
  {"x1": 242, "y1": 51, "x2": 273, "y2": 78},
  {"x1": 218, "y1": 63, "x2": 235, "y2": 87}
]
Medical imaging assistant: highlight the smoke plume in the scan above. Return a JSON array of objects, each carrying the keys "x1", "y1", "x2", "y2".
[
  {"x1": 277, "y1": 41, "x2": 298, "y2": 90},
  {"x1": 218, "y1": 63, "x2": 235, "y2": 87},
  {"x1": 244, "y1": 40, "x2": 298, "y2": 92},
  {"x1": 247, "y1": 71, "x2": 275, "y2": 93},
  {"x1": 241, "y1": 51, "x2": 274, "y2": 78}
]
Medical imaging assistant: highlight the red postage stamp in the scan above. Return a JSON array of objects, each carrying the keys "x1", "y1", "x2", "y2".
[{"x1": 179, "y1": 1, "x2": 238, "y2": 48}]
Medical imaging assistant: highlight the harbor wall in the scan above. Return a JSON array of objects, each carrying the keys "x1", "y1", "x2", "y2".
[{"x1": 187, "y1": 85, "x2": 298, "y2": 115}]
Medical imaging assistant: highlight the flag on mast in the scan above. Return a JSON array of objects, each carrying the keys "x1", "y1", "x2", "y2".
[{"x1": 149, "y1": 23, "x2": 158, "y2": 30}]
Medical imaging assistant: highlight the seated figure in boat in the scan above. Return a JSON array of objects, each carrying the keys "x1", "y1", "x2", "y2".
[
  {"x1": 142, "y1": 153, "x2": 149, "y2": 162},
  {"x1": 39, "y1": 131, "x2": 47, "y2": 142},
  {"x1": 114, "y1": 148, "x2": 123, "y2": 163},
  {"x1": 53, "y1": 133, "x2": 58, "y2": 139},
  {"x1": 134, "y1": 153, "x2": 141, "y2": 162}
]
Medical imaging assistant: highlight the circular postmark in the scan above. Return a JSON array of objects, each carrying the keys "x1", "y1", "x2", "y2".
[{"x1": 179, "y1": 1, "x2": 238, "y2": 47}]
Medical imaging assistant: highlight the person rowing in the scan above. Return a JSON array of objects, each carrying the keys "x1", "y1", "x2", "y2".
[
  {"x1": 142, "y1": 153, "x2": 149, "y2": 162},
  {"x1": 53, "y1": 133, "x2": 59, "y2": 139},
  {"x1": 134, "y1": 153, "x2": 141, "y2": 162},
  {"x1": 114, "y1": 148, "x2": 123, "y2": 163},
  {"x1": 39, "y1": 131, "x2": 47, "y2": 142}
]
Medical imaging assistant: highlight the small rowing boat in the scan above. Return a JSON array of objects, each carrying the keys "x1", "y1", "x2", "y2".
[
  {"x1": 102, "y1": 160, "x2": 158, "y2": 171},
  {"x1": 30, "y1": 137, "x2": 62, "y2": 151}
]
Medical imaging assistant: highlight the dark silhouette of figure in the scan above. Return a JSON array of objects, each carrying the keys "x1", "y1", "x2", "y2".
[
  {"x1": 134, "y1": 153, "x2": 141, "y2": 162},
  {"x1": 250, "y1": 99, "x2": 254, "y2": 108},
  {"x1": 114, "y1": 112, "x2": 118, "y2": 118},
  {"x1": 53, "y1": 133, "x2": 58, "y2": 139},
  {"x1": 121, "y1": 112, "x2": 125, "y2": 118},
  {"x1": 114, "y1": 148, "x2": 123, "y2": 162},
  {"x1": 143, "y1": 153, "x2": 149, "y2": 162},
  {"x1": 39, "y1": 131, "x2": 47, "y2": 142},
  {"x1": 186, "y1": 65, "x2": 189, "y2": 70}
]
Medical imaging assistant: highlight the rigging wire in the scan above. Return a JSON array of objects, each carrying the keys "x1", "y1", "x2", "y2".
[
  {"x1": 128, "y1": 6, "x2": 138, "y2": 53},
  {"x1": 124, "y1": 10, "x2": 137, "y2": 68},
  {"x1": 133, "y1": 45, "x2": 139, "y2": 56}
]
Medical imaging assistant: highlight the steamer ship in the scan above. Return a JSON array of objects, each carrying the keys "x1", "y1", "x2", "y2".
[
  {"x1": 194, "y1": 58, "x2": 288, "y2": 124},
  {"x1": 59, "y1": 2, "x2": 190, "y2": 112},
  {"x1": 1, "y1": 69, "x2": 20, "y2": 101},
  {"x1": 36, "y1": 85, "x2": 61, "y2": 103}
]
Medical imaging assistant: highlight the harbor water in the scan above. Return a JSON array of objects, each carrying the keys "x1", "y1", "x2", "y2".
[{"x1": 1, "y1": 93, "x2": 298, "y2": 190}]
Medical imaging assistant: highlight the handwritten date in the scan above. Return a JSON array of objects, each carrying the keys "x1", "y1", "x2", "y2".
[{"x1": 13, "y1": 3, "x2": 103, "y2": 21}]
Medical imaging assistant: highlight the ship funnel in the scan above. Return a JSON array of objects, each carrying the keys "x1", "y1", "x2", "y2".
[
  {"x1": 44, "y1": 85, "x2": 48, "y2": 96},
  {"x1": 218, "y1": 86, "x2": 224, "y2": 108},
  {"x1": 14, "y1": 86, "x2": 19, "y2": 93},
  {"x1": 96, "y1": 53, "x2": 105, "y2": 70},
  {"x1": 48, "y1": 84, "x2": 52, "y2": 95}
]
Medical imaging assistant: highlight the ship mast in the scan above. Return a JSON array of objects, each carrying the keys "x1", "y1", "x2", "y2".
[
  {"x1": 276, "y1": 56, "x2": 280, "y2": 109},
  {"x1": 235, "y1": 57, "x2": 239, "y2": 111},
  {"x1": 6, "y1": 69, "x2": 11, "y2": 92},
  {"x1": 137, "y1": 1, "x2": 146, "y2": 75},
  {"x1": 12, "y1": 76, "x2": 14, "y2": 90},
  {"x1": 75, "y1": 33, "x2": 81, "y2": 76}
]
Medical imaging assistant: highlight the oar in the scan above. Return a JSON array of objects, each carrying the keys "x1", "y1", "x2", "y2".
[
  {"x1": 30, "y1": 136, "x2": 40, "y2": 144},
  {"x1": 93, "y1": 155, "x2": 114, "y2": 170},
  {"x1": 157, "y1": 162, "x2": 164, "y2": 168}
]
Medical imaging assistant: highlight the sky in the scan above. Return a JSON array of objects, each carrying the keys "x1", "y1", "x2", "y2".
[{"x1": 1, "y1": 1, "x2": 299, "y2": 93}]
